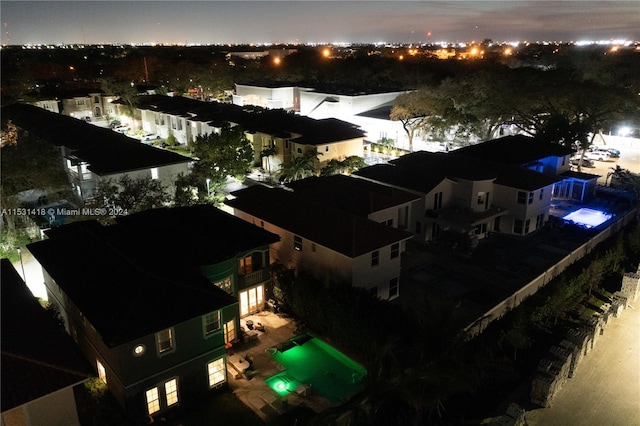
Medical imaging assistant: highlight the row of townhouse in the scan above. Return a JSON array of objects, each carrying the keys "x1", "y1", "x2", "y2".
[
  {"x1": 3, "y1": 103, "x2": 191, "y2": 202},
  {"x1": 132, "y1": 95, "x2": 367, "y2": 174},
  {"x1": 27, "y1": 205, "x2": 280, "y2": 421},
  {"x1": 354, "y1": 135, "x2": 599, "y2": 242}
]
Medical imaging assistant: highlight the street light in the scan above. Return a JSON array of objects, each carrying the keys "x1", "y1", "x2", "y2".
[
  {"x1": 17, "y1": 248, "x2": 26, "y2": 283},
  {"x1": 206, "y1": 178, "x2": 211, "y2": 196}
]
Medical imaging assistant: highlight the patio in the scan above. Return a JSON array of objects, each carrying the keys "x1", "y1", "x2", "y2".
[{"x1": 226, "y1": 311, "x2": 336, "y2": 422}]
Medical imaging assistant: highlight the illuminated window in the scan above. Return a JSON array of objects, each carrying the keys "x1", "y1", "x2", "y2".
[
  {"x1": 151, "y1": 168, "x2": 159, "y2": 180},
  {"x1": 165, "y1": 379, "x2": 179, "y2": 407},
  {"x1": 371, "y1": 250, "x2": 379, "y2": 267},
  {"x1": 97, "y1": 360, "x2": 107, "y2": 384},
  {"x1": 214, "y1": 277, "x2": 232, "y2": 294},
  {"x1": 203, "y1": 312, "x2": 221, "y2": 336},
  {"x1": 389, "y1": 277, "x2": 399, "y2": 298},
  {"x1": 146, "y1": 387, "x2": 160, "y2": 415},
  {"x1": 224, "y1": 319, "x2": 236, "y2": 343},
  {"x1": 390, "y1": 243, "x2": 399, "y2": 259},
  {"x1": 294, "y1": 235, "x2": 302, "y2": 251},
  {"x1": 156, "y1": 328, "x2": 174, "y2": 354},
  {"x1": 208, "y1": 358, "x2": 226, "y2": 387},
  {"x1": 239, "y1": 255, "x2": 253, "y2": 274}
]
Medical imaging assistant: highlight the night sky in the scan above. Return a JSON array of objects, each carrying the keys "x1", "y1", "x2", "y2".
[{"x1": 2, "y1": 1, "x2": 639, "y2": 45}]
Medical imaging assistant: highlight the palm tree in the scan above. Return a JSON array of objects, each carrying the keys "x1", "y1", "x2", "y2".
[
  {"x1": 259, "y1": 146, "x2": 277, "y2": 177},
  {"x1": 279, "y1": 149, "x2": 321, "y2": 182}
]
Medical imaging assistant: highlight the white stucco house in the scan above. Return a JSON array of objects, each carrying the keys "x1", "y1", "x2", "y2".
[
  {"x1": 354, "y1": 136, "x2": 585, "y2": 243},
  {"x1": 226, "y1": 185, "x2": 414, "y2": 300}
]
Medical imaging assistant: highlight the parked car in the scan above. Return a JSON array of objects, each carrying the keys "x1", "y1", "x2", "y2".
[
  {"x1": 141, "y1": 132, "x2": 160, "y2": 142},
  {"x1": 583, "y1": 150, "x2": 610, "y2": 161},
  {"x1": 113, "y1": 125, "x2": 129, "y2": 134},
  {"x1": 108, "y1": 120, "x2": 121, "y2": 129},
  {"x1": 570, "y1": 156, "x2": 594, "y2": 167},
  {"x1": 605, "y1": 148, "x2": 620, "y2": 158}
]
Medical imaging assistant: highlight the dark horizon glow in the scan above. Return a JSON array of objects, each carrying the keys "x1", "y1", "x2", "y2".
[{"x1": 2, "y1": 1, "x2": 639, "y2": 46}]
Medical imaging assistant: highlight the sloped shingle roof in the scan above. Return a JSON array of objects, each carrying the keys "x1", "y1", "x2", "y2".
[
  {"x1": 226, "y1": 185, "x2": 413, "y2": 258},
  {"x1": 28, "y1": 205, "x2": 279, "y2": 347},
  {"x1": 2, "y1": 103, "x2": 191, "y2": 175}
]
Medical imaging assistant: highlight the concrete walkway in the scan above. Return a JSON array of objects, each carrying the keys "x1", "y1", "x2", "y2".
[{"x1": 526, "y1": 300, "x2": 640, "y2": 426}]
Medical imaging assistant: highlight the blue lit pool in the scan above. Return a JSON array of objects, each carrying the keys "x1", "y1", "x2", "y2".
[{"x1": 563, "y1": 208, "x2": 612, "y2": 228}]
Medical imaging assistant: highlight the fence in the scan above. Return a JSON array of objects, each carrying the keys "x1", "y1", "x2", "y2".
[{"x1": 465, "y1": 206, "x2": 639, "y2": 336}]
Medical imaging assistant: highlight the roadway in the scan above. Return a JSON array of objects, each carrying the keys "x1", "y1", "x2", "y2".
[{"x1": 525, "y1": 297, "x2": 640, "y2": 426}]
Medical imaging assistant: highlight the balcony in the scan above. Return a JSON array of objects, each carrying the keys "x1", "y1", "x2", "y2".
[{"x1": 237, "y1": 268, "x2": 270, "y2": 288}]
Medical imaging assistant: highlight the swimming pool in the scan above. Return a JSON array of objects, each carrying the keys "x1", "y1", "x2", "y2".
[
  {"x1": 265, "y1": 334, "x2": 366, "y2": 403},
  {"x1": 563, "y1": 207, "x2": 612, "y2": 228}
]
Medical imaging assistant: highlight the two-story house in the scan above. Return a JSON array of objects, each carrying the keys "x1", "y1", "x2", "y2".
[
  {"x1": 27, "y1": 205, "x2": 280, "y2": 421},
  {"x1": 3, "y1": 103, "x2": 192, "y2": 202},
  {"x1": 226, "y1": 185, "x2": 414, "y2": 300},
  {"x1": 355, "y1": 139, "x2": 565, "y2": 242},
  {"x1": 1, "y1": 259, "x2": 93, "y2": 426}
]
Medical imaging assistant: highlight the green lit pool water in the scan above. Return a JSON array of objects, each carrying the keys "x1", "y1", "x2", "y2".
[{"x1": 265, "y1": 334, "x2": 366, "y2": 403}]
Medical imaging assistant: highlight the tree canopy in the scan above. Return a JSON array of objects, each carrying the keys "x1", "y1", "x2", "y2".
[{"x1": 191, "y1": 122, "x2": 254, "y2": 200}]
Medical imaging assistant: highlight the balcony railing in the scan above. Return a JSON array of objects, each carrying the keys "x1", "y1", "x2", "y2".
[{"x1": 238, "y1": 268, "x2": 270, "y2": 287}]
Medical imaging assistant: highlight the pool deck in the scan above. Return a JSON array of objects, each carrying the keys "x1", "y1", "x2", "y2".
[{"x1": 227, "y1": 311, "x2": 337, "y2": 421}]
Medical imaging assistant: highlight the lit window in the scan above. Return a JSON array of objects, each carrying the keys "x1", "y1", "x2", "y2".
[
  {"x1": 208, "y1": 358, "x2": 226, "y2": 387},
  {"x1": 390, "y1": 243, "x2": 399, "y2": 259},
  {"x1": 133, "y1": 344, "x2": 146, "y2": 357},
  {"x1": 224, "y1": 319, "x2": 236, "y2": 344},
  {"x1": 203, "y1": 312, "x2": 221, "y2": 336},
  {"x1": 146, "y1": 387, "x2": 160, "y2": 415},
  {"x1": 294, "y1": 235, "x2": 302, "y2": 251},
  {"x1": 239, "y1": 255, "x2": 253, "y2": 274},
  {"x1": 97, "y1": 360, "x2": 107, "y2": 384},
  {"x1": 389, "y1": 278, "x2": 399, "y2": 299},
  {"x1": 156, "y1": 328, "x2": 174, "y2": 354},
  {"x1": 165, "y1": 379, "x2": 179, "y2": 407},
  {"x1": 151, "y1": 168, "x2": 159, "y2": 180},
  {"x1": 371, "y1": 250, "x2": 379, "y2": 267},
  {"x1": 214, "y1": 277, "x2": 232, "y2": 294}
]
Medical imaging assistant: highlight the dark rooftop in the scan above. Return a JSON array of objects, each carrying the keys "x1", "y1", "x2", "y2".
[
  {"x1": 135, "y1": 95, "x2": 366, "y2": 145},
  {"x1": 357, "y1": 150, "x2": 563, "y2": 193},
  {"x1": 28, "y1": 205, "x2": 279, "y2": 347},
  {"x1": 2, "y1": 103, "x2": 192, "y2": 175},
  {"x1": 226, "y1": 185, "x2": 413, "y2": 258},
  {"x1": 287, "y1": 174, "x2": 419, "y2": 217},
  {"x1": 454, "y1": 135, "x2": 575, "y2": 164},
  {"x1": 1, "y1": 259, "x2": 92, "y2": 411}
]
